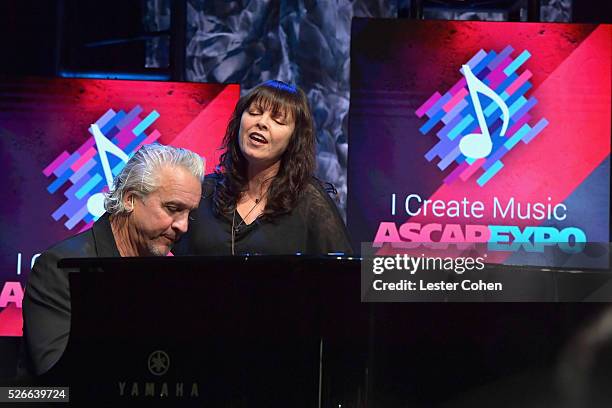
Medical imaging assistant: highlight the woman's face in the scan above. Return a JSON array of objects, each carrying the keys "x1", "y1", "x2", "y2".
[{"x1": 238, "y1": 101, "x2": 296, "y2": 169}]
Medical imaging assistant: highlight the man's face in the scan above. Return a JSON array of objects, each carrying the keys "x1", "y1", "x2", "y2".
[{"x1": 126, "y1": 165, "x2": 201, "y2": 256}]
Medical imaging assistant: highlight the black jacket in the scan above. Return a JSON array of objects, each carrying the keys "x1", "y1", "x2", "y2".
[{"x1": 18, "y1": 213, "x2": 120, "y2": 378}]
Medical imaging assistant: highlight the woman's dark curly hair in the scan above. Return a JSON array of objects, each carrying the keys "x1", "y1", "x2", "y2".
[{"x1": 213, "y1": 80, "x2": 316, "y2": 220}]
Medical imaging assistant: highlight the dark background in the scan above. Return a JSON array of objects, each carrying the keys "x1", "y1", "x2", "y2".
[{"x1": 0, "y1": 1, "x2": 610, "y2": 402}]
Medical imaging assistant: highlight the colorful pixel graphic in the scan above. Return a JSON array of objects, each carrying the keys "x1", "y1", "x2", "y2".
[
  {"x1": 416, "y1": 46, "x2": 549, "y2": 186},
  {"x1": 43, "y1": 106, "x2": 161, "y2": 231}
]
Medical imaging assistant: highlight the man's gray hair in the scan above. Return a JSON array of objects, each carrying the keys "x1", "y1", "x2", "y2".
[{"x1": 104, "y1": 143, "x2": 205, "y2": 215}]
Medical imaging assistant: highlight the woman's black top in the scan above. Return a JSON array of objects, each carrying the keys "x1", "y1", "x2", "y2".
[{"x1": 174, "y1": 174, "x2": 354, "y2": 256}]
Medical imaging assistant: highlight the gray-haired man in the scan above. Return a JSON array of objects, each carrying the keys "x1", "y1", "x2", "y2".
[{"x1": 19, "y1": 143, "x2": 204, "y2": 377}]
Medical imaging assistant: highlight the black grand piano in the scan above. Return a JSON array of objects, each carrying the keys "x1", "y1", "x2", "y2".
[{"x1": 32, "y1": 255, "x2": 612, "y2": 407}]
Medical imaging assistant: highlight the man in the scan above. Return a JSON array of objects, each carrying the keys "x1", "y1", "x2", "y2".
[{"x1": 19, "y1": 143, "x2": 204, "y2": 377}]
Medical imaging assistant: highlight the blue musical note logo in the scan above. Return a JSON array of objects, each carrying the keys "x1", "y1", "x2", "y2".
[
  {"x1": 44, "y1": 106, "x2": 162, "y2": 230},
  {"x1": 416, "y1": 47, "x2": 549, "y2": 186},
  {"x1": 459, "y1": 64, "x2": 510, "y2": 160}
]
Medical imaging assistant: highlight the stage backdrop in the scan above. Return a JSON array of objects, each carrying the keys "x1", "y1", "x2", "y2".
[
  {"x1": 0, "y1": 77, "x2": 239, "y2": 336},
  {"x1": 348, "y1": 20, "x2": 611, "y2": 267}
]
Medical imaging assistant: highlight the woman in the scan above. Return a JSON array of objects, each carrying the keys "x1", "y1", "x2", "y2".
[{"x1": 175, "y1": 80, "x2": 353, "y2": 255}]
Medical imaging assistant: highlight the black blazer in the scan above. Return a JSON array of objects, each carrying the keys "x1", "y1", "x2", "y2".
[{"x1": 18, "y1": 213, "x2": 120, "y2": 378}]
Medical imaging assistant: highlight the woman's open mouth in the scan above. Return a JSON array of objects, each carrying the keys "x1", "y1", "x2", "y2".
[{"x1": 248, "y1": 132, "x2": 268, "y2": 144}]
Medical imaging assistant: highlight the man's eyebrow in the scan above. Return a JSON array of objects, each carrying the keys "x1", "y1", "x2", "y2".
[
  {"x1": 163, "y1": 200, "x2": 187, "y2": 208},
  {"x1": 165, "y1": 200, "x2": 199, "y2": 210}
]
